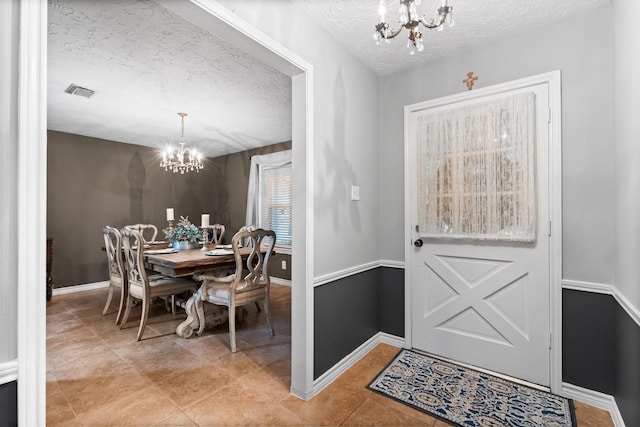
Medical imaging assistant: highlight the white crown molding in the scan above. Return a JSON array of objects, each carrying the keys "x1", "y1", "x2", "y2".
[
  {"x1": 561, "y1": 382, "x2": 625, "y2": 427},
  {"x1": 0, "y1": 359, "x2": 18, "y2": 385},
  {"x1": 311, "y1": 332, "x2": 403, "y2": 398},
  {"x1": 562, "y1": 279, "x2": 640, "y2": 328}
]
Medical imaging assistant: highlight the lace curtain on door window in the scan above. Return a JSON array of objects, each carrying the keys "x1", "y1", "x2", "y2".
[{"x1": 417, "y1": 92, "x2": 536, "y2": 241}]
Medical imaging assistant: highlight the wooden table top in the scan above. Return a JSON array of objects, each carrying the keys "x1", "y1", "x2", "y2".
[{"x1": 144, "y1": 247, "x2": 251, "y2": 278}]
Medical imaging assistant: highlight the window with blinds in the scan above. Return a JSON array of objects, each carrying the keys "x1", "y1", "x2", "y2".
[{"x1": 258, "y1": 162, "x2": 292, "y2": 246}]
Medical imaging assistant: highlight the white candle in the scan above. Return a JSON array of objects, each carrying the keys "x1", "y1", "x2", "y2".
[
  {"x1": 201, "y1": 214, "x2": 209, "y2": 228},
  {"x1": 166, "y1": 208, "x2": 174, "y2": 221}
]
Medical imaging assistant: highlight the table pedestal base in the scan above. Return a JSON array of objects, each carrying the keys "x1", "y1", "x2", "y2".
[{"x1": 175, "y1": 291, "x2": 246, "y2": 338}]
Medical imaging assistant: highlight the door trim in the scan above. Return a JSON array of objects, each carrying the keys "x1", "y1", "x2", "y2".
[{"x1": 403, "y1": 70, "x2": 563, "y2": 393}]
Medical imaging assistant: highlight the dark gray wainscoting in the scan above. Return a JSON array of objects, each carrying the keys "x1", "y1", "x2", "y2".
[
  {"x1": 614, "y1": 299, "x2": 640, "y2": 426},
  {"x1": 379, "y1": 267, "x2": 405, "y2": 337},
  {"x1": 314, "y1": 266, "x2": 405, "y2": 379},
  {"x1": 562, "y1": 289, "x2": 615, "y2": 393},
  {"x1": 563, "y1": 288, "x2": 640, "y2": 427},
  {"x1": 0, "y1": 381, "x2": 17, "y2": 426}
]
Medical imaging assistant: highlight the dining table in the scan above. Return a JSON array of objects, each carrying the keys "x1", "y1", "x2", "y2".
[{"x1": 143, "y1": 245, "x2": 254, "y2": 338}]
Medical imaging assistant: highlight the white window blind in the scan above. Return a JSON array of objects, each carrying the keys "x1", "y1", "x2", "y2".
[
  {"x1": 417, "y1": 91, "x2": 537, "y2": 241},
  {"x1": 258, "y1": 163, "x2": 292, "y2": 245},
  {"x1": 245, "y1": 150, "x2": 292, "y2": 250}
]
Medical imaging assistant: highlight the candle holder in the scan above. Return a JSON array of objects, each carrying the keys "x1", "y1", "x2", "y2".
[{"x1": 200, "y1": 227, "x2": 209, "y2": 251}]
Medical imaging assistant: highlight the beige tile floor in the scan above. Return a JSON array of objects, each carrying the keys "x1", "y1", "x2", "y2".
[{"x1": 47, "y1": 284, "x2": 614, "y2": 426}]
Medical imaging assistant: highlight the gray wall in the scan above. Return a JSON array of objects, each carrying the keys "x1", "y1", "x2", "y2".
[
  {"x1": 379, "y1": 6, "x2": 614, "y2": 285},
  {"x1": 0, "y1": 0, "x2": 19, "y2": 417},
  {"x1": 613, "y1": 0, "x2": 640, "y2": 314},
  {"x1": 47, "y1": 131, "x2": 291, "y2": 287},
  {"x1": 217, "y1": 0, "x2": 381, "y2": 278}
]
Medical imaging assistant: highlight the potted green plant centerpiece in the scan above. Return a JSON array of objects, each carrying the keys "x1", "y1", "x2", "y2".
[{"x1": 163, "y1": 216, "x2": 202, "y2": 250}]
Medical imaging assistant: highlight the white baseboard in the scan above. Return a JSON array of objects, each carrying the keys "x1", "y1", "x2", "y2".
[
  {"x1": 271, "y1": 277, "x2": 291, "y2": 287},
  {"x1": 0, "y1": 359, "x2": 18, "y2": 385},
  {"x1": 52, "y1": 281, "x2": 109, "y2": 296},
  {"x1": 310, "y1": 332, "x2": 403, "y2": 398},
  {"x1": 562, "y1": 382, "x2": 625, "y2": 427}
]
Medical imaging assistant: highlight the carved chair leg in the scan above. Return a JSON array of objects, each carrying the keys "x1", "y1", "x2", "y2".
[
  {"x1": 119, "y1": 294, "x2": 134, "y2": 330},
  {"x1": 137, "y1": 297, "x2": 150, "y2": 341},
  {"x1": 229, "y1": 302, "x2": 237, "y2": 353},
  {"x1": 254, "y1": 301, "x2": 262, "y2": 312},
  {"x1": 115, "y1": 285, "x2": 126, "y2": 325},
  {"x1": 263, "y1": 295, "x2": 275, "y2": 336},
  {"x1": 102, "y1": 285, "x2": 114, "y2": 316}
]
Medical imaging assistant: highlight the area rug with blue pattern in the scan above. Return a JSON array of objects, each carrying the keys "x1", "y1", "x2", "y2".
[{"x1": 367, "y1": 349, "x2": 576, "y2": 427}]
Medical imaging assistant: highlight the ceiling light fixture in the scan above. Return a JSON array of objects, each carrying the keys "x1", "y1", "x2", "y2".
[
  {"x1": 373, "y1": 0, "x2": 454, "y2": 55},
  {"x1": 160, "y1": 112, "x2": 204, "y2": 174}
]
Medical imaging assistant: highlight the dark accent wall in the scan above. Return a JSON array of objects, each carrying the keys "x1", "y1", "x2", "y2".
[
  {"x1": 0, "y1": 381, "x2": 17, "y2": 426},
  {"x1": 379, "y1": 267, "x2": 405, "y2": 337},
  {"x1": 562, "y1": 289, "x2": 615, "y2": 393},
  {"x1": 563, "y1": 289, "x2": 640, "y2": 426},
  {"x1": 314, "y1": 267, "x2": 405, "y2": 379},
  {"x1": 47, "y1": 131, "x2": 291, "y2": 288},
  {"x1": 614, "y1": 299, "x2": 640, "y2": 426}
]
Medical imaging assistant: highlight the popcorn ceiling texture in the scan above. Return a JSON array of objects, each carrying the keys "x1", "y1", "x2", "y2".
[
  {"x1": 295, "y1": 0, "x2": 611, "y2": 76},
  {"x1": 47, "y1": 0, "x2": 610, "y2": 156},
  {"x1": 48, "y1": 0, "x2": 292, "y2": 158}
]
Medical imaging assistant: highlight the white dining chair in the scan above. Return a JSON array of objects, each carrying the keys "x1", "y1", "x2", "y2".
[
  {"x1": 102, "y1": 226, "x2": 127, "y2": 325},
  {"x1": 119, "y1": 228, "x2": 198, "y2": 341},
  {"x1": 123, "y1": 223, "x2": 158, "y2": 244},
  {"x1": 194, "y1": 227, "x2": 276, "y2": 352}
]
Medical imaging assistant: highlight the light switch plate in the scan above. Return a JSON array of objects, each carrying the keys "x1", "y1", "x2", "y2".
[{"x1": 351, "y1": 185, "x2": 360, "y2": 201}]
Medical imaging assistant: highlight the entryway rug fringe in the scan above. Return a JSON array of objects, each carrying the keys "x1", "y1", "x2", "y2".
[{"x1": 367, "y1": 349, "x2": 576, "y2": 427}]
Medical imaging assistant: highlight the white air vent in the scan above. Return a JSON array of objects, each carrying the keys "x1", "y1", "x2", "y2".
[{"x1": 64, "y1": 84, "x2": 95, "y2": 98}]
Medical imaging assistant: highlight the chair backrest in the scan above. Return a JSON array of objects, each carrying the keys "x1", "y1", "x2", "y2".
[
  {"x1": 230, "y1": 227, "x2": 276, "y2": 292},
  {"x1": 123, "y1": 223, "x2": 158, "y2": 243},
  {"x1": 120, "y1": 228, "x2": 149, "y2": 292},
  {"x1": 206, "y1": 224, "x2": 225, "y2": 245},
  {"x1": 103, "y1": 226, "x2": 125, "y2": 286}
]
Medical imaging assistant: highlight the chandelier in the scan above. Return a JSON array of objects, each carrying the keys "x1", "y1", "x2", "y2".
[
  {"x1": 373, "y1": 0, "x2": 454, "y2": 55},
  {"x1": 160, "y1": 112, "x2": 204, "y2": 174}
]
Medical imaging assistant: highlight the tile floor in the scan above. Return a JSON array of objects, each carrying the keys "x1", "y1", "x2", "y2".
[{"x1": 47, "y1": 284, "x2": 614, "y2": 426}]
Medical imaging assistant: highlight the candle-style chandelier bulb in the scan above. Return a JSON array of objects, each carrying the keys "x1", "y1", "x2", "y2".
[
  {"x1": 373, "y1": 0, "x2": 453, "y2": 54},
  {"x1": 159, "y1": 112, "x2": 204, "y2": 174}
]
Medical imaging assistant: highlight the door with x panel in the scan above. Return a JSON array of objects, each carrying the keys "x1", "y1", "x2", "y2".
[{"x1": 407, "y1": 82, "x2": 551, "y2": 386}]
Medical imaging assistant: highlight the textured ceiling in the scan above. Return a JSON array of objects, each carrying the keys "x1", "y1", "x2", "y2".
[
  {"x1": 48, "y1": 0, "x2": 292, "y2": 158},
  {"x1": 48, "y1": 0, "x2": 610, "y2": 158},
  {"x1": 296, "y1": 0, "x2": 610, "y2": 76}
]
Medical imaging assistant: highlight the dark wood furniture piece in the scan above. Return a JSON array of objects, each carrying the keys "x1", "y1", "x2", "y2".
[{"x1": 46, "y1": 237, "x2": 54, "y2": 301}]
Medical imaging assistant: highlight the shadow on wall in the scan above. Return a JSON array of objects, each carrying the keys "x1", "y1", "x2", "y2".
[{"x1": 317, "y1": 68, "x2": 360, "y2": 232}]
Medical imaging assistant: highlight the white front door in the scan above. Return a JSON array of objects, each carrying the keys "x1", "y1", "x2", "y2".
[{"x1": 406, "y1": 81, "x2": 552, "y2": 387}]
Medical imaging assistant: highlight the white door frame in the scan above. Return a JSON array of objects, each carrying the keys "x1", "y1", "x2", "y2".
[
  {"x1": 18, "y1": 1, "x2": 315, "y2": 423},
  {"x1": 403, "y1": 71, "x2": 563, "y2": 393}
]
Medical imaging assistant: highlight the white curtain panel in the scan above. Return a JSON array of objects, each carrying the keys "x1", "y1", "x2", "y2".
[
  {"x1": 417, "y1": 92, "x2": 537, "y2": 241},
  {"x1": 245, "y1": 149, "x2": 292, "y2": 229}
]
